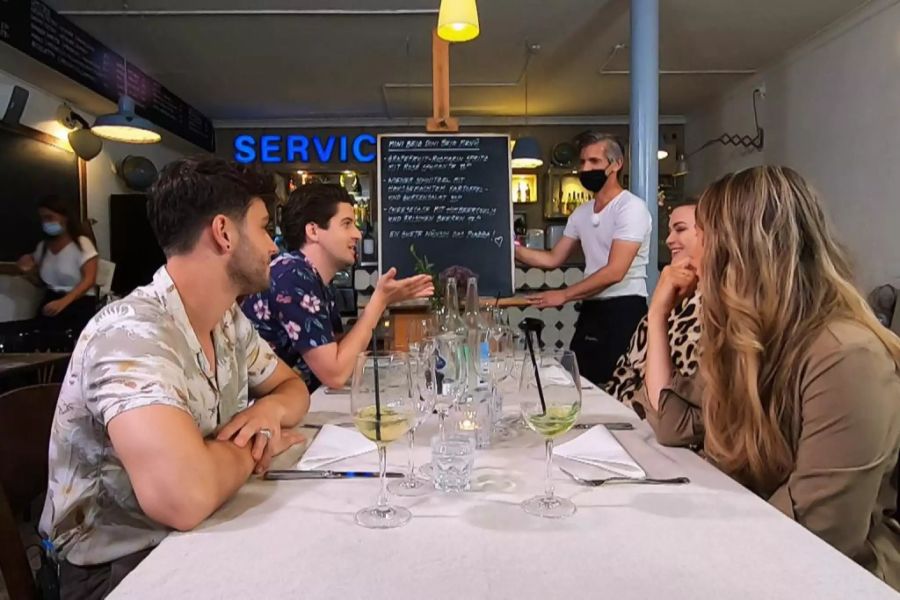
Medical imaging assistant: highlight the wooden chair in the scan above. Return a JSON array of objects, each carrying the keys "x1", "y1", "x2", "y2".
[{"x1": 0, "y1": 383, "x2": 60, "y2": 600}]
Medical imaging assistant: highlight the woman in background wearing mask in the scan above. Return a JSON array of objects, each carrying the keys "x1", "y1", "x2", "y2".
[
  {"x1": 605, "y1": 202, "x2": 700, "y2": 416},
  {"x1": 16, "y1": 195, "x2": 98, "y2": 337}
]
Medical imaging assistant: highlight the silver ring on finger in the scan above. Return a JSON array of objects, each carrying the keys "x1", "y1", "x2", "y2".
[{"x1": 257, "y1": 428, "x2": 273, "y2": 440}]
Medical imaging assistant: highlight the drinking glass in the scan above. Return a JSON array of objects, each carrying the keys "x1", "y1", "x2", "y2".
[
  {"x1": 351, "y1": 351, "x2": 415, "y2": 528},
  {"x1": 431, "y1": 432, "x2": 476, "y2": 492},
  {"x1": 388, "y1": 347, "x2": 436, "y2": 497},
  {"x1": 519, "y1": 349, "x2": 582, "y2": 518}
]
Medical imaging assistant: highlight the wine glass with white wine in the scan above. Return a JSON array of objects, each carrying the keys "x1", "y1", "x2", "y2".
[
  {"x1": 351, "y1": 351, "x2": 415, "y2": 529},
  {"x1": 519, "y1": 348, "x2": 582, "y2": 518}
]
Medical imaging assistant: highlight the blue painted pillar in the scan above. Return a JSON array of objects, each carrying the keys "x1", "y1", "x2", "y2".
[{"x1": 629, "y1": 0, "x2": 660, "y2": 292}]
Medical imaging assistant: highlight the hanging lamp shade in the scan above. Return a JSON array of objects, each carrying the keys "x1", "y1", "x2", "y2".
[
  {"x1": 511, "y1": 137, "x2": 543, "y2": 169},
  {"x1": 437, "y1": 0, "x2": 480, "y2": 42},
  {"x1": 92, "y1": 95, "x2": 161, "y2": 144}
]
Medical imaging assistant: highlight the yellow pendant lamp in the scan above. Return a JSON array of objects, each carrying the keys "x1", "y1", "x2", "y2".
[{"x1": 437, "y1": 0, "x2": 480, "y2": 43}]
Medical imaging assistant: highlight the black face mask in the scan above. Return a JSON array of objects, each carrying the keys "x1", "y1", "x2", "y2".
[{"x1": 579, "y1": 169, "x2": 609, "y2": 193}]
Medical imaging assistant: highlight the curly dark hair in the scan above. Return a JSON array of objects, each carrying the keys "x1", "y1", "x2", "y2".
[
  {"x1": 281, "y1": 183, "x2": 355, "y2": 251},
  {"x1": 148, "y1": 157, "x2": 274, "y2": 256}
]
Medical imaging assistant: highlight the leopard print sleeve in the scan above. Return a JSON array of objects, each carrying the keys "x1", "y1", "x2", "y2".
[{"x1": 604, "y1": 292, "x2": 702, "y2": 412}]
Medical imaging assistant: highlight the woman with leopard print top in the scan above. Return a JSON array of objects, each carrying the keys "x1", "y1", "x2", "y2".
[{"x1": 604, "y1": 203, "x2": 701, "y2": 415}]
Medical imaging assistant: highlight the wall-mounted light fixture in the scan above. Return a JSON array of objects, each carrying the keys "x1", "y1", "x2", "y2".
[
  {"x1": 57, "y1": 104, "x2": 103, "y2": 160},
  {"x1": 674, "y1": 88, "x2": 765, "y2": 177}
]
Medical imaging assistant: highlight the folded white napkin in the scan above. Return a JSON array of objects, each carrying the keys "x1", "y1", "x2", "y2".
[
  {"x1": 554, "y1": 425, "x2": 646, "y2": 479},
  {"x1": 296, "y1": 424, "x2": 377, "y2": 471},
  {"x1": 538, "y1": 364, "x2": 577, "y2": 386}
]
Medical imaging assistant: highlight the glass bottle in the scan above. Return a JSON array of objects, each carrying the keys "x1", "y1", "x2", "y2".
[{"x1": 441, "y1": 277, "x2": 466, "y2": 339}]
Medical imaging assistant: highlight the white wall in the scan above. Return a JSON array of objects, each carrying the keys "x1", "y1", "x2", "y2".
[
  {"x1": 685, "y1": 0, "x2": 900, "y2": 293},
  {"x1": 0, "y1": 68, "x2": 200, "y2": 320}
]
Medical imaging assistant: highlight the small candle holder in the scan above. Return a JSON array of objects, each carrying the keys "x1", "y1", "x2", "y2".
[{"x1": 456, "y1": 389, "x2": 493, "y2": 449}]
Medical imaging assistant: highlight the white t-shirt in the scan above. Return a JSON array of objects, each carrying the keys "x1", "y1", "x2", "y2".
[
  {"x1": 33, "y1": 236, "x2": 98, "y2": 294},
  {"x1": 562, "y1": 190, "x2": 651, "y2": 299}
]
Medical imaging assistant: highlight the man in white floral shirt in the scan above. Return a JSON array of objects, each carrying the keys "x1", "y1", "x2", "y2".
[
  {"x1": 242, "y1": 183, "x2": 432, "y2": 391},
  {"x1": 40, "y1": 158, "x2": 311, "y2": 599}
]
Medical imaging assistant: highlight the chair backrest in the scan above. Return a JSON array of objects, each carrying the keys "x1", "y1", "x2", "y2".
[
  {"x1": 96, "y1": 259, "x2": 117, "y2": 299},
  {"x1": 0, "y1": 383, "x2": 60, "y2": 600},
  {"x1": 892, "y1": 298, "x2": 900, "y2": 338},
  {"x1": 0, "y1": 485, "x2": 37, "y2": 600}
]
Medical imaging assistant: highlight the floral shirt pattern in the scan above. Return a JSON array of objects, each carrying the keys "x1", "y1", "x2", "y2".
[
  {"x1": 241, "y1": 251, "x2": 343, "y2": 392},
  {"x1": 39, "y1": 267, "x2": 279, "y2": 565}
]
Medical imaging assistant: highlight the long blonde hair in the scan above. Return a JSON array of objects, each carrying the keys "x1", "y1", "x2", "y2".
[{"x1": 696, "y1": 166, "x2": 900, "y2": 495}]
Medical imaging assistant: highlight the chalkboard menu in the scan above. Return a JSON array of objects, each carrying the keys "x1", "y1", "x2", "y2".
[
  {"x1": 0, "y1": 0, "x2": 215, "y2": 151},
  {"x1": 378, "y1": 134, "x2": 513, "y2": 298}
]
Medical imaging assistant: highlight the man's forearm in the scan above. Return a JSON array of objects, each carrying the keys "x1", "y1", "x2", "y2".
[
  {"x1": 203, "y1": 438, "x2": 256, "y2": 498},
  {"x1": 563, "y1": 267, "x2": 620, "y2": 301},
  {"x1": 152, "y1": 439, "x2": 255, "y2": 531},
  {"x1": 516, "y1": 247, "x2": 557, "y2": 269},
  {"x1": 330, "y1": 295, "x2": 387, "y2": 384}
]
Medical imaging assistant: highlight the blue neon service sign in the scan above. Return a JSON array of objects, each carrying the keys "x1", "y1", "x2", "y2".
[{"x1": 233, "y1": 133, "x2": 376, "y2": 164}]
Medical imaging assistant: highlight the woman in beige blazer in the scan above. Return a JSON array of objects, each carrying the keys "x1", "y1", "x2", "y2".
[{"x1": 637, "y1": 166, "x2": 900, "y2": 589}]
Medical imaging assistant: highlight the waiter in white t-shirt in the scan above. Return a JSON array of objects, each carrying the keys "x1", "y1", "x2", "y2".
[{"x1": 515, "y1": 132, "x2": 651, "y2": 385}]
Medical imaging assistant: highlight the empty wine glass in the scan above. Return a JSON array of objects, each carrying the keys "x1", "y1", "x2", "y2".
[
  {"x1": 406, "y1": 315, "x2": 438, "y2": 354},
  {"x1": 519, "y1": 348, "x2": 582, "y2": 519},
  {"x1": 388, "y1": 344, "x2": 436, "y2": 497},
  {"x1": 483, "y1": 325, "x2": 514, "y2": 427},
  {"x1": 351, "y1": 351, "x2": 416, "y2": 529}
]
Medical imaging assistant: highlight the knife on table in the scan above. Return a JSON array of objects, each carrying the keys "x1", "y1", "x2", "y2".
[
  {"x1": 265, "y1": 470, "x2": 404, "y2": 480},
  {"x1": 573, "y1": 422, "x2": 635, "y2": 431}
]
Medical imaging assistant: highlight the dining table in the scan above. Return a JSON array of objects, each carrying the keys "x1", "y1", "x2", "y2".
[
  {"x1": 0, "y1": 352, "x2": 69, "y2": 383},
  {"x1": 109, "y1": 379, "x2": 898, "y2": 599}
]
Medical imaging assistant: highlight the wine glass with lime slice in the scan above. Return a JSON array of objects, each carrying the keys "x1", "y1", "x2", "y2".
[
  {"x1": 351, "y1": 351, "x2": 415, "y2": 528},
  {"x1": 519, "y1": 349, "x2": 582, "y2": 518}
]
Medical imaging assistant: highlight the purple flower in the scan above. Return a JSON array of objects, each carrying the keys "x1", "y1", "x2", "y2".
[
  {"x1": 275, "y1": 293, "x2": 292, "y2": 304},
  {"x1": 253, "y1": 299, "x2": 270, "y2": 321},
  {"x1": 284, "y1": 320, "x2": 301, "y2": 341},
  {"x1": 439, "y1": 265, "x2": 478, "y2": 289},
  {"x1": 300, "y1": 294, "x2": 322, "y2": 314}
]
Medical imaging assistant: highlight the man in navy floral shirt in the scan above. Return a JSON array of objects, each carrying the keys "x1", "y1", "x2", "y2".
[{"x1": 242, "y1": 184, "x2": 433, "y2": 391}]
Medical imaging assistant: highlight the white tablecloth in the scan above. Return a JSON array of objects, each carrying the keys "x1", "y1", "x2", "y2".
[{"x1": 110, "y1": 385, "x2": 898, "y2": 599}]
